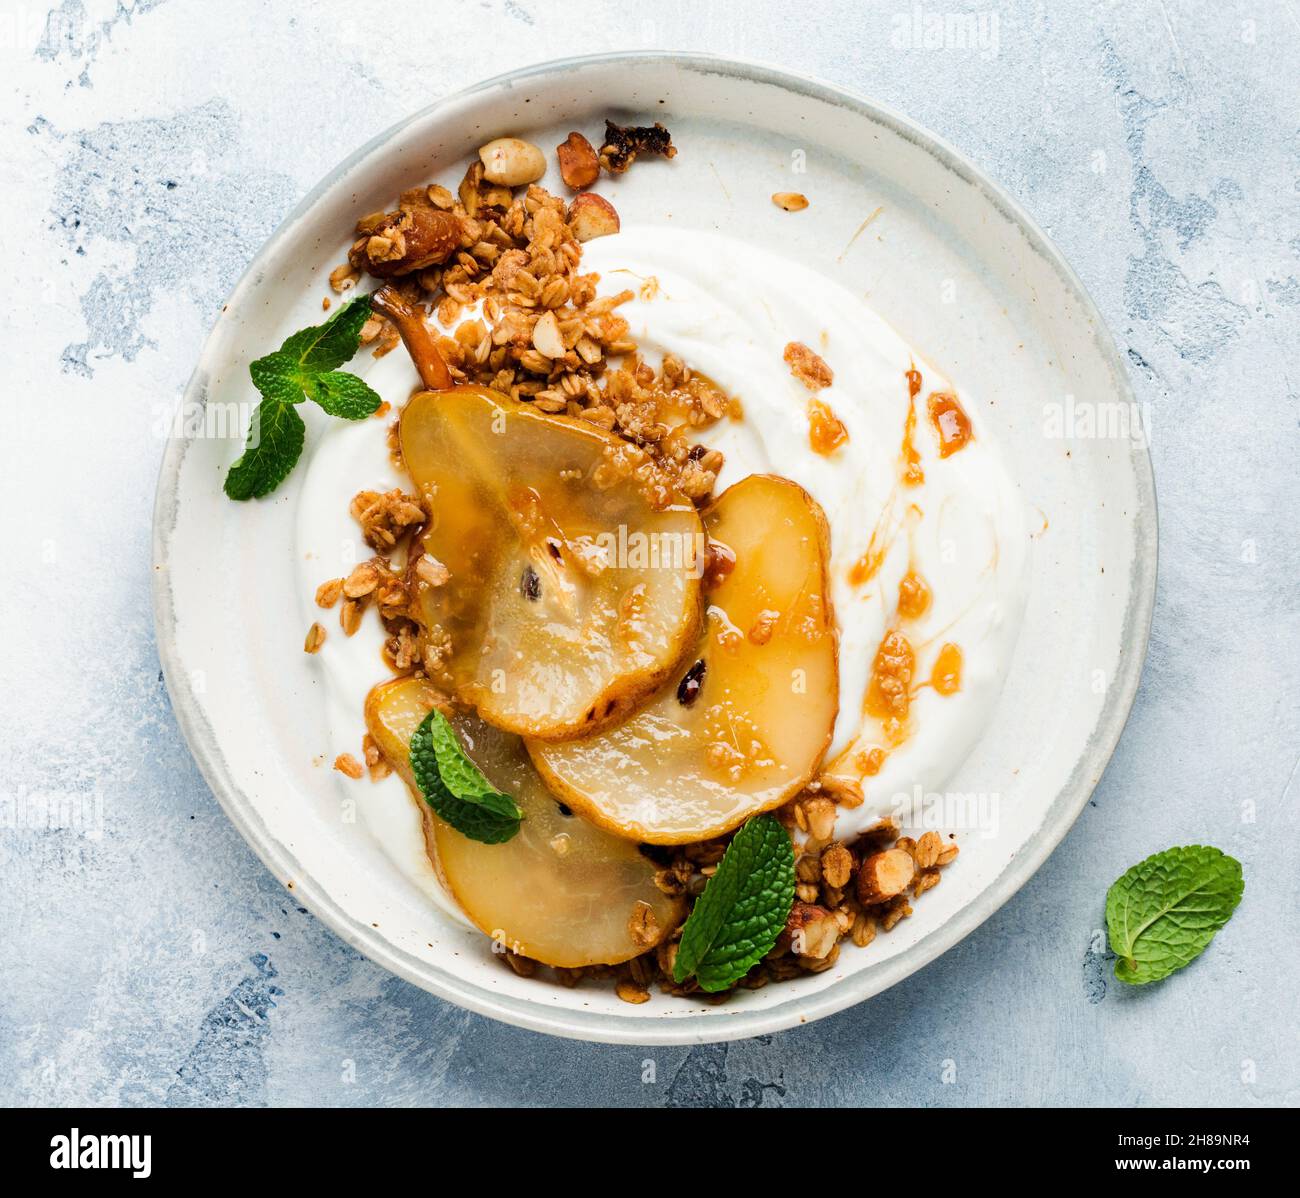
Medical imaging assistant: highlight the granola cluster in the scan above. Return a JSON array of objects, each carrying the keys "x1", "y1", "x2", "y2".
[{"x1": 332, "y1": 164, "x2": 732, "y2": 505}]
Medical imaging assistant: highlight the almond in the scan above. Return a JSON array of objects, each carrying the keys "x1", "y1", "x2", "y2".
[
  {"x1": 556, "y1": 132, "x2": 600, "y2": 189},
  {"x1": 568, "y1": 193, "x2": 620, "y2": 242},
  {"x1": 531, "y1": 309, "x2": 566, "y2": 359}
]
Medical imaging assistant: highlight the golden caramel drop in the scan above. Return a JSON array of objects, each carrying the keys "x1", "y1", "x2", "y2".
[
  {"x1": 897, "y1": 570, "x2": 932, "y2": 620},
  {"x1": 865, "y1": 629, "x2": 915, "y2": 723},
  {"x1": 808, "y1": 399, "x2": 849, "y2": 455},
  {"x1": 931, "y1": 642, "x2": 963, "y2": 695},
  {"x1": 856, "y1": 746, "x2": 887, "y2": 776},
  {"x1": 928, "y1": 392, "x2": 973, "y2": 458}
]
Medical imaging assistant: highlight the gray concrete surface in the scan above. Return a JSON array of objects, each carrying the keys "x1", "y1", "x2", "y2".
[{"x1": 1, "y1": 0, "x2": 1296, "y2": 1107}]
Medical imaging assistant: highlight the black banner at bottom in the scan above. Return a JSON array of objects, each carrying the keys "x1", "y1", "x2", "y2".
[{"x1": 4, "y1": 1105, "x2": 1287, "y2": 1184}]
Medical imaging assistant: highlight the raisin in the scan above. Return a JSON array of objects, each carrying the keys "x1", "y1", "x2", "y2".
[
  {"x1": 521, "y1": 564, "x2": 541, "y2": 601},
  {"x1": 677, "y1": 659, "x2": 706, "y2": 706}
]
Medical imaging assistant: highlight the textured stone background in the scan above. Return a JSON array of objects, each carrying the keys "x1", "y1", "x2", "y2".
[{"x1": 2, "y1": 0, "x2": 1296, "y2": 1107}]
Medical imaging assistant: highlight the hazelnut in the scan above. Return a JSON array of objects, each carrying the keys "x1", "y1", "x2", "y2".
[
  {"x1": 556, "y1": 131, "x2": 600, "y2": 189},
  {"x1": 478, "y1": 137, "x2": 547, "y2": 187},
  {"x1": 568, "y1": 193, "x2": 620, "y2": 242}
]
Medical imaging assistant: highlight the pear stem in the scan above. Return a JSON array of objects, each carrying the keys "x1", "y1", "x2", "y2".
[{"x1": 371, "y1": 285, "x2": 454, "y2": 392}]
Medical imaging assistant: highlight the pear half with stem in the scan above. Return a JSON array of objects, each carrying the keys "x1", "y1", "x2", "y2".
[
  {"x1": 400, "y1": 385, "x2": 704, "y2": 740},
  {"x1": 372, "y1": 285, "x2": 704, "y2": 742},
  {"x1": 529, "y1": 474, "x2": 839, "y2": 844},
  {"x1": 365, "y1": 675, "x2": 684, "y2": 968}
]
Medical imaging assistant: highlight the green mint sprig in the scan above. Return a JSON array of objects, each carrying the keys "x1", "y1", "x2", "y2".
[
  {"x1": 1105, "y1": 845, "x2": 1243, "y2": 985},
  {"x1": 409, "y1": 709, "x2": 523, "y2": 845},
  {"x1": 673, "y1": 813, "x2": 795, "y2": 992},
  {"x1": 224, "y1": 295, "x2": 382, "y2": 500}
]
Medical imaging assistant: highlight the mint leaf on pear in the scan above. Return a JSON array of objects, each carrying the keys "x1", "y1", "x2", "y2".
[
  {"x1": 673, "y1": 813, "x2": 795, "y2": 992},
  {"x1": 223, "y1": 399, "x2": 306, "y2": 500},
  {"x1": 1106, "y1": 845, "x2": 1244, "y2": 985},
  {"x1": 409, "y1": 709, "x2": 522, "y2": 845},
  {"x1": 282, "y1": 294, "x2": 374, "y2": 374},
  {"x1": 307, "y1": 370, "x2": 383, "y2": 420}
]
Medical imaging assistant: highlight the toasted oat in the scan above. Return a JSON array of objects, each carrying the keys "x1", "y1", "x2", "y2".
[
  {"x1": 329, "y1": 263, "x2": 360, "y2": 293},
  {"x1": 333, "y1": 753, "x2": 364, "y2": 779},
  {"x1": 414, "y1": 553, "x2": 450, "y2": 587},
  {"x1": 784, "y1": 341, "x2": 834, "y2": 390},
  {"x1": 339, "y1": 599, "x2": 363, "y2": 636},
  {"x1": 914, "y1": 829, "x2": 944, "y2": 869},
  {"x1": 628, "y1": 901, "x2": 660, "y2": 948},
  {"x1": 818, "y1": 773, "x2": 865, "y2": 809},
  {"x1": 772, "y1": 191, "x2": 809, "y2": 212},
  {"x1": 820, "y1": 842, "x2": 853, "y2": 889},
  {"x1": 315, "y1": 578, "x2": 344, "y2": 608},
  {"x1": 303, "y1": 622, "x2": 326, "y2": 654},
  {"x1": 343, "y1": 561, "x2": 380, "y2": 599},
  {"x1": 615, "y1": 980, "x2": 651, "y2": 1004}
]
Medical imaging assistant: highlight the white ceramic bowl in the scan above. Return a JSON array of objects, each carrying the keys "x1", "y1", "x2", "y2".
[{"x1": 152, "y1": 53, "x2": 1156, "y2": 1044}]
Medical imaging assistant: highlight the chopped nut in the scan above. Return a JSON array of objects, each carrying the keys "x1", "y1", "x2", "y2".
[
  {"x1": 784, "y1": 341, "x2": 834, "y2": 390},
  {"x1": 531, "y1": 309, "x2": 567, "y2": 358},
  {"x1": 353, "y1": 204, "x2": 462, "y2": 278},
  {"x1": 784, "y1": 902, "x2": 839, "y2": 959},
  {"x1": 772, "y1": 191, "x2": 810, "y2": 212},
  {"x1": 479, "y1": 137, "x2": 547, "y2": 187},
  {"x1": 333, "y1": 753, "x2": 364, "y2": 780},
  {"x1": 303, "y1": 622, "x2": 326, "y2": 654},
  {"x1": 568, "y1": 192, "x2": 621, "y2": 242},
  {"x1": 857, "y1": 847, "x2": 917, "y2": 905},
  {"x1": 556, "y1": 131, "x2": 600, "y2": 189}
]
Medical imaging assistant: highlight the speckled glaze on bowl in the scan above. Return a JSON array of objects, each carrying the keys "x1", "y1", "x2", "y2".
[{"x1": 152, "y1": 52, "x2": 1156, "y2": 1044}]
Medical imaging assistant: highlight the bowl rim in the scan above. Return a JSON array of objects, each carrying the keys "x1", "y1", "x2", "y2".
[{"x1": 152, "y1": 49, "x2": 1157, "y2": 1045}]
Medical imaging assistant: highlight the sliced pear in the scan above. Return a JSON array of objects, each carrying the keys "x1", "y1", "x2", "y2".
[
  {"x1": 528, "y1": 474, "x2": 839, "y2": 844},
  {"x1": 365, "y1": 675, "x2": 684, "y2": 968},
  {"x1": 400, "y1": 386, "x2": 703, "y2": 741}
]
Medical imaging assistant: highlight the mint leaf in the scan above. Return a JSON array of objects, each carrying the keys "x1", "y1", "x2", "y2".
[
  {"x1": 222, "y1": 399, "x2": 306, "y2": 500},
  {"x1": 226, "y1": 294, "x2": 378, "y2": 500},
  {"x1": 673, "y1": 813, "x2": 794, "y2": 992},
  {"x1": 1106, "y1": 845, "x2": 1243, "y2": 985},
  {"x1": 281, "y1": 295, "x2": 375, "y2": 374},
  {"x1": 307, "y1": 371, "x2": 382, "y2": 419},
  {"x1": 409, "y1": 709, "x2": 522, "y2": 844},
  {"x1": 248, "y1": 351, "x2": 307, "y2": 407}
]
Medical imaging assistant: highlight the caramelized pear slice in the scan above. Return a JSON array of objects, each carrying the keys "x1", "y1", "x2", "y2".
[
  {"x1": 400, "y1": 386, "x2": 703, "y2": 741},
  {"x1": 365, "y1": 676, "x2": 684, "y2": 968},
  {"x1": 529, "y1": 474, "x2": 839, "y2": 844}
]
